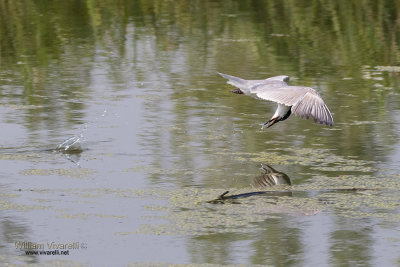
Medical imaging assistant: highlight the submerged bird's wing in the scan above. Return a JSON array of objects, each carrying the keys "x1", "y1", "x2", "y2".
[{"x1": 255, "y1": 85, "x2": 334, "y2": 126}]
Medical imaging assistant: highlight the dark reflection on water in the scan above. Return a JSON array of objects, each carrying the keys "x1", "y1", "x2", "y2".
[
  {"x1": 208, "y1": 164, "x2": 293, "y2": 204},
  {"x1": 253, "y1": 164, "x2": 291, "y2": 187},
  {"x1": 1, "y1": 0, "x2": 400, "y2": 266}
]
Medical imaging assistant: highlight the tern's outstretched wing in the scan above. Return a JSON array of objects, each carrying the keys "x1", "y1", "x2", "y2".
[
  {"x1": 218, "y1": 72, "x2": 289, "y2": 94},
  {"x1": 255, "y1": 85, "x2": 334, "y2": 126}
]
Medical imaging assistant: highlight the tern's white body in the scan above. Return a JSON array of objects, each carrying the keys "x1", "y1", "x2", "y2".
[
  {"x1": 273, "y1": 103, "x2": 291, "y2": 120},
  {"x1": 218, "y1": 72, "x2": 333, "y2": 128}
]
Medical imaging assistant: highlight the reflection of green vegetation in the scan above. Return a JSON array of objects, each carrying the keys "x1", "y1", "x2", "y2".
[
  {"x1": 1, "y1": 0, "x2": 399, "y2": 77},
  {"x1": 1, "y1": 0, "x2": 399, "y2": 136}
]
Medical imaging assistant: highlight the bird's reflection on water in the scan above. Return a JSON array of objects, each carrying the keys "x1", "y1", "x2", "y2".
[
  {"x1": 208, "y1": 164, "x2": 292, "y2": 204},
  {"x1": 208, "y1": 164, "x2": 372, "y2": 204},
  {"x1": 252, "y1": 164, "x2": 291, "y2": 188}
]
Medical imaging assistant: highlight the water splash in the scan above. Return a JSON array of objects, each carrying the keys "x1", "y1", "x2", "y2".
[
  {"x1": 56, "y1": 135, "x2": 83, "y2": 153},
  {"x1": 55, "y1": 109, "x2": 107, "y2": 165},
  {"x1": 56, "y1": 123, "x2": 87, "y2": 154}
]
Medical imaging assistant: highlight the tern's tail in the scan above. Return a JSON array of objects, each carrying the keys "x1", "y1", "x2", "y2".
[{"x1": 218, "y1": 72, "x2": 248, "y2": 92}]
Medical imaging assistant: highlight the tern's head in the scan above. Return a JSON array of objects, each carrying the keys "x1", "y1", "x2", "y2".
[{"x1": 266, "y1": 75, "x2": 290, "y2": 83}]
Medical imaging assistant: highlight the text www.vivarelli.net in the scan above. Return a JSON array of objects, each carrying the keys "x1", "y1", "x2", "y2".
[{"x1": 24, "y1": 250, "x2": 70, "y2": 255}]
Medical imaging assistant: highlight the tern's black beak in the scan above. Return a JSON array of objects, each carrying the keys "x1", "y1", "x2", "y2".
[
  {"x1": 230, "y1": 88, "x2": 244, "y2": 94},
  {"x1": 262, "y1": 117, "x2": 279, "y2": 129}
]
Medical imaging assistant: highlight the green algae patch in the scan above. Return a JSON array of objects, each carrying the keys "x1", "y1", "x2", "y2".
[
  {"x1": 319, "y1": 191, "x2": 400, "y2": 223},
  {"x1": 20, "y1": 168, "x2": 94, "y2": 178},
  {"x1": 0, "y1": 152, "x2": 43, "y2": 161},
  {"x1": 0, "y1": 200, "x2": 50, "y2": 212},
  {"x1": 309, "y1": 174, "x2": 400, "y2": 191},
  {"x1": 10, "y1": 181, "x2": 400, "y2": 240},
  {"x1": 113, "y1": 187, "x2": 322, "y2": 236},
  {"x1": 112, "y1": 174, "x2": 400, "y2": 237},
  {"x1": 0, "y1": 103, "x2": 41, "y2": 110},
  {"x1": 59, "y1": 213, "x2": 125, "y2": 220},
  {"x1": 216, "y1": 147, "x2": 375, "y2": 174},
  {"x1": 143, "y1": 196, "x2": 320, "y2": 235}
]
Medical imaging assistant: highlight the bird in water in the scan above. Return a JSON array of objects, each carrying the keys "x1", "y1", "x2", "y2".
[{"x1": 218, "y1": 72, "x2": 334, "y2": 128}]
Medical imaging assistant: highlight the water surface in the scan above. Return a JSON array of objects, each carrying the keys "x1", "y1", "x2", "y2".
[{"x1": 1, "y1": 1, "x2": 400, "y2": 266}]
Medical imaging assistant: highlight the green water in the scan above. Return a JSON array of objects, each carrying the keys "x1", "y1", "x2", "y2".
[{"x1": 1, "y1": 1, "x2": 400, "y2": 266}]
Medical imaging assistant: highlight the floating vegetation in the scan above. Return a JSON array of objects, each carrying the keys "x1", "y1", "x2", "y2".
[
  {"x1": 215, "y1": 147, "x2": 375, "y2": 174},
  {"x1": 8, "y1": 178, "x2": 399, "y2": 238},
  {"x1": 20, "y1": 168, "x2": 94, "y2": 178},
  {"x1": 127, "y1": 188, "x2": 322, "y2": 236},
  {"x1": 0, "y1": 103, "x2": 41, "y2": 110},
  {"x1": 102, "y1": 162, "x2": 400, "y2": 237},
  {"x1": 131, "y1": 183, "x2": 399, "y2": 236},
  {"x1": 59, "y1": 213, "x2": 125, "y2": 220},
  {"x1": 0, "y1": 152, "x2": 43, "y2": 161},
  {"x1": 0, "y1": 200, "x2": 50, "y2": 212}
]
